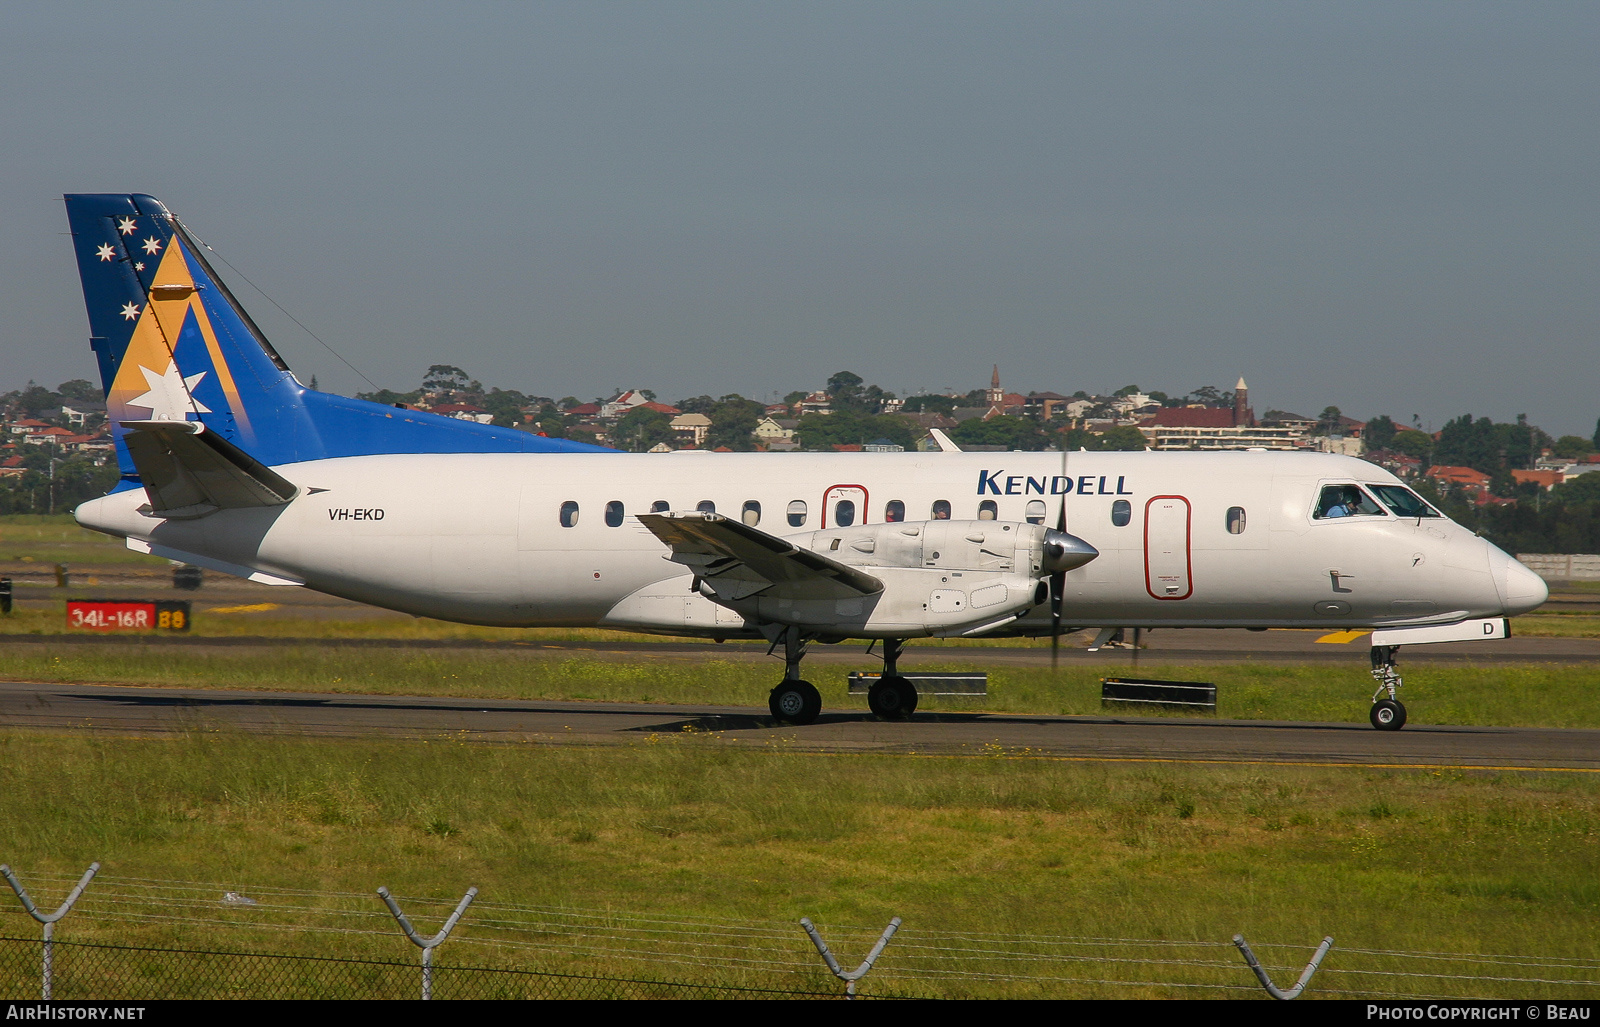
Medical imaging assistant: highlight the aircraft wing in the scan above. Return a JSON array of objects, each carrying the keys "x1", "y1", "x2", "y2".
[
  {"x1": 637, "y1": 512, "x2": 883, "y2": 602},
  {"x1": 121, "y1": 419, "x2": 298, "y2": 519}
]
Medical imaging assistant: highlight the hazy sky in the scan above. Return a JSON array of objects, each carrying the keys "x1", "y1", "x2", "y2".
[{"x1": 3, "y1": 2, "x2": 1596, "y2": 433}]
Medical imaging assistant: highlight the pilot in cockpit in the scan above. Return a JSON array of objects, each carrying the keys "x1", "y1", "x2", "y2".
[{"x1": 1316, "y1": 484, "x2": 1382, "y2": 519}]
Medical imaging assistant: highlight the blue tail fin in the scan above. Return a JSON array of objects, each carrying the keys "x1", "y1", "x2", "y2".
[{"x1": 64, "y1": 193, "x2": 607, "y2": 481}]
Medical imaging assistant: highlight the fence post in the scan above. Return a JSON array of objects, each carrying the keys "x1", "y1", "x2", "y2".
[
  {"x1": 1, "y1": 862, "x2": 100, "y2": 999},
  {"x1": 1232, "y1": 934, "x2": 1333, "y2": 1000},
  {"x1": 799, "y1": 916, "x2": 901, "y2": 999},
  {"x1": 377, "y1": 885, "x2": 477, "y2": 1000}
]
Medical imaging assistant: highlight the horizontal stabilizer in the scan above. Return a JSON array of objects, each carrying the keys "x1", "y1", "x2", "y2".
[
  {"x1": 637, "y1": 512, "x2": 883, "y2": 602},
  {"x1": 121, "y1": 420, "x2": 297, "y2": 518}
]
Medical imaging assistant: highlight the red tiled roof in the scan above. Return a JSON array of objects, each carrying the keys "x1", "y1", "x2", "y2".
[
  {"x1": 1141, "y1": 408, "x2": 1237, "y2": 429},
  {"x1": 1426, "y1": 465, "x2": 1491, "y2": 485}
]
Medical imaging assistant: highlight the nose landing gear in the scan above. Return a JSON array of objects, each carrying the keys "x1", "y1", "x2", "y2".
[{"x1": 1369, "y1": 644, "x2": 1407, "y2": 731}]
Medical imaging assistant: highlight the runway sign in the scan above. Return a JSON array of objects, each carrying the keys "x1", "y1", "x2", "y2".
[
  {"x1": 67, "y1": 599, "x2": 191, "y2": 632},
  {"x1": 848, "y1": 672, "x2": 987, "y2": 695},
  {"x1": 1102, "y1": 677, "x2": 1216, "y2": 710}
]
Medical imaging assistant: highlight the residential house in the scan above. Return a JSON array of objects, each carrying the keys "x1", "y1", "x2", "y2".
[{"x1": 670, "y1": 412, "x2": 712, "y2": 447}]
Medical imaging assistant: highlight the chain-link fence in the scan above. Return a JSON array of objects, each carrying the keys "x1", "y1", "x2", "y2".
[{"x1": 0, "y1": 936, "x2": 843, "y2": 1000}]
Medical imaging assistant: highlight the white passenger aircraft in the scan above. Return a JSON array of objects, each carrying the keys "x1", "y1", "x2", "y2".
[{"x1": 63, "y1": 194, "x2": 1548, "y2": 730}]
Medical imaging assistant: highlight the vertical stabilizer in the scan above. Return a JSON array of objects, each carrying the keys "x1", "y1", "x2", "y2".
[{"x1": 64, "y1": 193, "x2": 607, "y2": 484}]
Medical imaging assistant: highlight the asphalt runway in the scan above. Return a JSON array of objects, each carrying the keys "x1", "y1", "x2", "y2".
[{"x1": 2, "y1": 680, "x2": 1595, "y2": 771}]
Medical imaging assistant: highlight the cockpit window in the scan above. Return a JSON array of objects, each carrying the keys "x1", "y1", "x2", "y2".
[
  {"x1": 1369, "y1": 484, "x2": 1441, "y2": 519},
  {"x1": 1314, "y1": 483, "x2": 1385, "y2": 519}
]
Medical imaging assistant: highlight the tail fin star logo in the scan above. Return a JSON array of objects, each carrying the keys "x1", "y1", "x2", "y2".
[{"x1": 127, "y1": 362, "x2": 210, "y2": 420}]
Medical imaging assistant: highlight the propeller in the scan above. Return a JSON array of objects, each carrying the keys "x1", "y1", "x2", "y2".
[{"x1": 1051, "y1": 447, "x2": 1069, "y2": 669}]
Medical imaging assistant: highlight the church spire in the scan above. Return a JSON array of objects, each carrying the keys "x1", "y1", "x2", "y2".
[{"x1": 987, "y1": 365, "x2": 1003, "y2": 404}]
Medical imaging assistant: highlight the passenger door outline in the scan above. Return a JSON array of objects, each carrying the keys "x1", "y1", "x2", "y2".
[{"x1": 1144, "y1": 495, "x2": 1193, "y2": 600}]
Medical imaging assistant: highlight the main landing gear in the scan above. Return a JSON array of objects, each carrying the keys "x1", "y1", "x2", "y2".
[
  {"x1": 1369, "y1": 644, "x2": 1407, "y2": 731},
  {"x1": 866, "y1": 638, "x2": 918, "y2": 721},
  {"x1": 768, "y1": 626, "x2": 823, "y2": 725}
]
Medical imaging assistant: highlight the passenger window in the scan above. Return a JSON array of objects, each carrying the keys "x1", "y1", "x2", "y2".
[
  {"x1": 697, "y1": 500, "x2": 716, "y2": 514},
  {"x1": 651, "y1": 500, "x2": 670, "y2": 513},
  {"x1": 931, "y1": 500, "x2": 951, "y2": 520},
  {"x1": 885, "y1": 500, "x2": 905, "y2": 523},
  {"x1": 835, "y1": 499, "x2": 856, "y2": 527},
  {"x1": 605, "y1": 501, "x2": 624, "y2": 527},
  {"x1": 978, "y1": 500, "x2": 997, "y2": 521},
  {"x1": 1314, "y1": 484, "x2": 1384, "y2": 520},
  {"x1": 742, "y1": 500, "x2": 761, "y2": 527},
  {"x1": 1025, "y1": 500, "x2": 1046, "y2": 525},
  {"x1": 786, "y1": 500, "x2": 808, "y2": 527},
  {"x1": 559, "y1": 501, "x2": 579, "y2": 528},
  {"x1": 1111, "y1": 500, "x2": 1131, "y2": 527},
  {"x1": 1226, "y1": 507, "x2": 1246, "y2": 534}
]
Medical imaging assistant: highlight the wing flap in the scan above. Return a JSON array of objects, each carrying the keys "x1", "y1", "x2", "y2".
[
  {"x1": 637, "y1": 512, "x2": 883, "y2": 601},
  {"x1": 121, "y1": 419, "x2": 298, "y2": 518}
]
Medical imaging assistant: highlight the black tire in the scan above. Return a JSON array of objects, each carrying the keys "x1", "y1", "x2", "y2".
[
  {"x1": 868, "y1": 676, "x2": 919, "y2": 720},
  {"x1": 769, "y1": 680, "x2": 822, "y2": 725},
  {"x1": 1370, "y1": 699, "x2": 1407, "y2": 731}
]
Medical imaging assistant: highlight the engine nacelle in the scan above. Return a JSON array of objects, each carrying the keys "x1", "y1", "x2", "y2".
[{"x1": 717, "y1": 519, "x2": 1097, "y2": 638}]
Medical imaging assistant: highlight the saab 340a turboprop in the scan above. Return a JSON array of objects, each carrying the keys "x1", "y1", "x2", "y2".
[{"x1": 63, "y1": 194, "x2": 1548, "y2": 730}]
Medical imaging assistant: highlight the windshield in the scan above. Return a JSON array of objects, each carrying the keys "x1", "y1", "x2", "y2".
[
  {"x1": 1314, "y1": 483, "x2": 1385, "y2": 519},
  {"x1": 1369, "y1": 484, "x2": 1441, "y2": 518}
]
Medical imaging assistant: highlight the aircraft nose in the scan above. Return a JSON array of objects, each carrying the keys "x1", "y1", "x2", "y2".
[{"x1": 1488, "y1": 544, "x2": 1549, "y2": 616}]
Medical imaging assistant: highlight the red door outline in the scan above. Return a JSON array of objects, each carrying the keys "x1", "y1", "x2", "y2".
[
  {"x1": 1143, "y1": 495, "x2": 1193, "y2": 600},
  {"x1": 822, "y1": 484, "x2": 869, "y2": 529}
]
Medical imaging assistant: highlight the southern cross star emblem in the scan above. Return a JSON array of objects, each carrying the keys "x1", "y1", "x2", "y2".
[
  {"x1": 126, "y1": 362, "x2": 211, "y2": 420},
  {"x1": 117, "y1": 217, "x2": 136, "y2": 235},
  {"x1": 96, "y1": 243, "x2": 116, "y2": 262},
  {"x1": 120, "y1": 302, "x2": 140, "y2": 321},
  {"x1": 134, "y1": 262, "x2": 145, "y2": 271},
  {"x1": 141, "y1": 237, "x2": 163, "y2": 256}
]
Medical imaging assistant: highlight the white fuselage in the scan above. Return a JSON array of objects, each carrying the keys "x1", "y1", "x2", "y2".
[{"x1": 75, "y1": 449, "x2": 1545, "y2": 638}]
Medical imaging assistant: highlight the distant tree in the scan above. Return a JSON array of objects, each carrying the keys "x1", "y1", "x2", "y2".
[
  {"x1": 674, "y1": 395, "x2": 718, "y2": 415},
  {"x1": 355, "y1": 387, "x2": 421, "y2": 407},
  {"x1": 901, "y1": 394, "x2": 956, "y2": 415},
  {"x1": 1594, "y1": 417, "x2": 1600, "y2": 450},
  {"x1": 639, "y1": 389, "x2": 657, "y2": 402},
  {"x1": 422, "y1": 364, "x2": 474, "y2": 393},
  {"x1": 826, "y1": 371, "x2": 865, "y2": 410},
  {"x1": 1389, "y1": 429, "x2": 1434, "y2": 462},
  {"x1": 1093, "y1": 425, "x2": 1149, "y2": 451},
  {"x1": 1553, "y1": 435, "x2": 1594, "y2": 459},
  {"x1": 1112, "y1": 384, "x2": 1142, "y2": 397},
  {"x1": 1363, "y1": 415, "x2": 1397, "y2": 452},
  {"x1": 949, "y1": 415, "x2": 1050, "y2": 451},
  {"x1": 481, "y1": 388, "x2": 530, "y2": 428},
  {"x1": 613, "y1": 406, "x2": 674, "y2": 451},
  {"x1": 794, "y1": 410, "x2": 915, "y2": 451},
  {"x1": 57, "y1": 379, "x2": 98, "y2": 402},
  {"x1": 1188, "y1": 385, "x2": 1221, "y2": 405},
  {"x1": 1317, "y1": 406, "x2": 1343, "y2": 435},
  {"x1": 1146, "y1": 391, "x2": 1171, "y2": 406},
  {"x1": 783, "y1": 390, "x2": 808, "y2": 406},
  {"x1": 705, "y1": 396, "x2": 764, "y2": 451},
  {"x1": 1433, "y1": 414, "x2": 1501, "y2": 474}
]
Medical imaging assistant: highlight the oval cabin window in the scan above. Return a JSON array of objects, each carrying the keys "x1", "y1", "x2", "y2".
[
  {"x1": 978, "y1": 500, "x2": 997, "y2": 521},
  {"x1": 1111, "y1": 500, "x2": 1131, "y2": 527},
  {"x1": 786, "y1": 500, "x2": 808, "y2": 527},
  {"x1": 931, "y1": 500, "x2": 951, "y2": 520},
  {"x1": 697, "y1": 500, "x2": 716, "y2": 514},
  {"x1": 1025, "y1": 500, "x2": 1046, "y2": 525},
  {"x1": 834, "y1": 499, "x2": 856, "y2": 527},
  {"x1": 650, "y1": 500, "x2": 670, "y2": 513},
  {"x1": 1226, "y1": 506, "x2": 1246, "y2": 534},
  {"x1": 885, "y1": 500, "x2": 905, "y2": 522},
  {"x1": 605, "y1": 501, "x2": 624, "y2": 527},
  {"x1": 742, "y1": 500, "x2": 761, "y2": 527},
  {"x1": 559, "y1": 501, "x2": 580, "y2": 528}
]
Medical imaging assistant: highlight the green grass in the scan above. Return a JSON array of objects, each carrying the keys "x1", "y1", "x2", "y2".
[
  {"x1": 0, "y1": 730, "x2": 1594, "y2": 998},
  {"x1": 0, "y1": 514, "x2": 166, "y2": 566},
  {"x1": 2, "y1": 645, "x2": 1599, "y2": 728}
]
